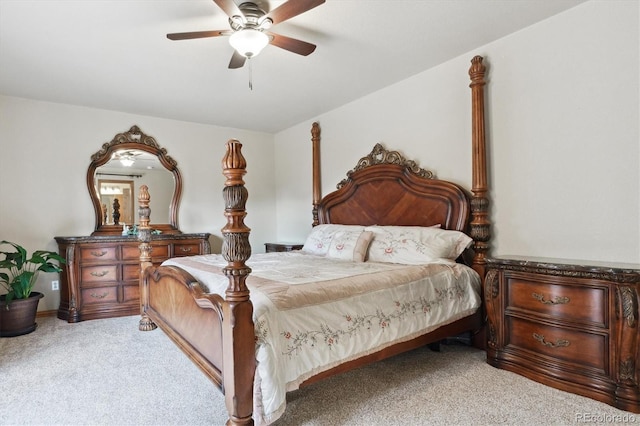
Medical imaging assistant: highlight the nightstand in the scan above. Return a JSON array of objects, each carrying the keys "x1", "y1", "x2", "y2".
[
  {"x1": 264, "y1": 242, "x2": 304, "y2": 253},
  {"x1": 485, "y1": 256, "x2": 640, "y2": 413}
]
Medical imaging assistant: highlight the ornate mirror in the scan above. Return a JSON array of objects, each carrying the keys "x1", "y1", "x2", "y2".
[{"x1": 87, "y1": 125, "x2": 182, "y2": 235}]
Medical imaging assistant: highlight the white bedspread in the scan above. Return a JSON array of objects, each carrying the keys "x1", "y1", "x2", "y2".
[{"x1": 163, "y1": 252, "x2": 481, "y2": 425}]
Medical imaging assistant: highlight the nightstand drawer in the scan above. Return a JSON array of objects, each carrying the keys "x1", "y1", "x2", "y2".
[
  {"x1": 506, "y1": 316, "x2": 608, "y2": 373},
  {"x1": 505, "y1": 272, "x2": 607, "y2": 327}
]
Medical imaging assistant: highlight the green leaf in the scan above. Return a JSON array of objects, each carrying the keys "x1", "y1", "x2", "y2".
[{"x1": 0, "y1": 240, "x2": 66, "y2": 303}]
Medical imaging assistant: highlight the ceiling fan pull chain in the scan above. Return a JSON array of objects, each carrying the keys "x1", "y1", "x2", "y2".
[{"x1": 248, "y1": 58, "x2": 253, "y2": 90}]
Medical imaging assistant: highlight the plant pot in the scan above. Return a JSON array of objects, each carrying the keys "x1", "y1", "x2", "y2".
[{"x1": 0, "y1": 292, "x2": 44, "y2": 337}]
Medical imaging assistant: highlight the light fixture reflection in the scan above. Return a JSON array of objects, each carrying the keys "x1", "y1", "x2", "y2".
[{"x1": 119, "y1": 155, "x2": 135, "y2": 167}]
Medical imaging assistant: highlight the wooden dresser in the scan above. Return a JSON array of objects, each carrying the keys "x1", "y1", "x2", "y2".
[
  {"x1": 55, "y1": 233, "x2": 210, "y2": 322},
  {"x1": 485, "y1": 256, "x2": 640, "y2": 412}
]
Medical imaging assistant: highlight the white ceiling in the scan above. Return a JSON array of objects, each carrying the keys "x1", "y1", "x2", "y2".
[{"x1": 0, "y1": 0, "x2": 585, "y2": 133}]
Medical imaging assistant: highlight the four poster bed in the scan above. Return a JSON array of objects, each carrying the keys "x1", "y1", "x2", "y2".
[{"x1": 137, "y1": 56, "x2": 490, "y2": 425}]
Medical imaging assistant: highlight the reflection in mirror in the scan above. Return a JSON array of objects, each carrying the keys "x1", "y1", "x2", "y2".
[
  {"x1": 87, "y1": 126, "x2": 183, "y2": 235},
  {"x1": 98, "y1": 179, "x2": 134, "y2": 225}
]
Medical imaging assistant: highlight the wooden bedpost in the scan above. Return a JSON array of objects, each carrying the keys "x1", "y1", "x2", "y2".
[
  {"x1": 469, "y1": 56, "x2": 491, "y2": 280},
  {"x1": 137, "y1": 185, "x2": 157, "y2": 331},
  {"x1": 221, "y1": 140, "x2": 255, "y2": 426},
  {"x1": 311, "y1": 122, "x2": 321, "y2": 226}
]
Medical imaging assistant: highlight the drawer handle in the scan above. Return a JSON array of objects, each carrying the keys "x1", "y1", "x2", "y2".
[
  {"x1": 533, "y1": 333, "x2": 570, "y2": 348},
  {"x1": 90, "y1": 270, "x2": 110, "y2": 277},
  {"x1": 90, "y1": 292, "x2": 109, "y2": 299},
  {"x1": 179, "y1": 247, "x2": 193, "y2": 253},
  {"x1": 90, "y1": 250, "x2": 108, "y2": 257},
  {"x1": 532, "y1": 293, "x2": 570, "y2": 305}
]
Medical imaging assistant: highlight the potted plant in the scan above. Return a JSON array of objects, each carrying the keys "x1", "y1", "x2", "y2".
[{"x1": 0, "y1": 240, "x2": 66, "y2": 337}]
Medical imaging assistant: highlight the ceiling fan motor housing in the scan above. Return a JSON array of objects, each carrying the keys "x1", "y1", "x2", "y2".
[{"x1": 229, "y1": 2, "x2": 273, "y2": 31}]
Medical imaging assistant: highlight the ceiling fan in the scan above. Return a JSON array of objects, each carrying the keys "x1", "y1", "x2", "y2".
[
  {"x1": 112, "y1": 151, "x2": 142, "y2": 167},
  {"x1": 167, "y1": 0, "x2": 325, "y2": 69}
]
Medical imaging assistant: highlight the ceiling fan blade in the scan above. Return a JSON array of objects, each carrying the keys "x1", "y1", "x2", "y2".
[
  {"x1": 228, "y1": 50, "x2": 247, "y2": 69},
  {"x1": 267, "y1": 32, "x2": 316, "y2": 56},
  {"x1": 212, "y1": 0, "x2": 244, "y2": 18},
  {"x1": 167, "y1": 30, "x2": 231, "y2": 40},
  {"x1": 265, "y1": 0, "x2": 325, "y2": 25}
]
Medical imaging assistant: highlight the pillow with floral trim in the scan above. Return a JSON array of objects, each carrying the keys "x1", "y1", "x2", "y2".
[
  {"x1": 326, "y1": 230, "x2": 374, "y2": 262},
  {"x1": 301, "y1": 224, "x2": 365, "y2": 256},
  {"x1": 365, "y1": 225, "x2": 473, "y2": 264}
]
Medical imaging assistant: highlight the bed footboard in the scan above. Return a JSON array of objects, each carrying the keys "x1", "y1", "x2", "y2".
[{"x1": 141, "y1": 264, "x2": 225, "y2": 387}]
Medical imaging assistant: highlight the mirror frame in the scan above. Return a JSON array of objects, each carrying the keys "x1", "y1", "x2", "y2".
[{"x1": 88, "y1": 125, "x2": 183, "y2": 235}]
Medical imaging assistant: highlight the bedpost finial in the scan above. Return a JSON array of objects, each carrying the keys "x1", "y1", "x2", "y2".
[
  {"x1": 139, "y1": 184, "x2": 150, "y2": 204},
  {"x1": 469, "y1": 56, "x2": 486, "y2": 86},
  {"x1": 222, "y1": 139, "x2": 247, "y2": 187}
]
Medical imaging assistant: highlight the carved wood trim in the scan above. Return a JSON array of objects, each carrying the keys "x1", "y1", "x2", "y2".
[
  {"x1": 484, "y1": 269, "x2": 499, "y2": 349},
  {"x1": 91, "y1": 125, "x2": 177, "y2": 167},
  {"x1": 487, "y1": 263, "x2": 640, "y2": 284},
  {"x1": 336, "y1": 143, "x2": 434, "y2": 189},
  {"x1": 616, "y1": 286, "x2": 638, "y2": 385}
]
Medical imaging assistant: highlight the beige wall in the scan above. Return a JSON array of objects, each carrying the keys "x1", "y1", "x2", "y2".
[
  {"x1": 274, "y1": 1, "x2": 640, "y2": 264},
  {"x1": 0, "y1": 98, "x2": 276, "y2": 311}
]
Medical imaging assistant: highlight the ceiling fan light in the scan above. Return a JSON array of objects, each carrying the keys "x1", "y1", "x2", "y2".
[
  {"x1": 229, "y1": 29, "x2": 269, "y2": 58},
  {"x1": 119, "y1": 155, "x2": 135, "y2": 167}
]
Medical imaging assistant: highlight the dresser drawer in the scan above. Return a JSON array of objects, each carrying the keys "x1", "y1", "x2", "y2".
[
  {"x1": 506, "y1": 316, "x2": 608, "y2": 373},
  {"x1": 81, "y1": 265, "x2": 118, "y2": 283},
  {"x1": 122, "y1": 282, "x2": 140, "y2": 303},
  {"x1": 122, "y1": 264, "x2": 140, "y2": 281},
  {"x1": 122, "y1": 243, "x2": 169, "y2": 261},
  {"x1": 505, "y1": 273, "x2": 607, "y2": 327},
  {"x1": 81, "y1": 285, "x2": 118, "y2": 305},
  {"x1": 80, "y1": 246, "x2": 117, "y2": 262},
  {"x1": 173, "y1": 243, "x2": 200, "y2": 257}
]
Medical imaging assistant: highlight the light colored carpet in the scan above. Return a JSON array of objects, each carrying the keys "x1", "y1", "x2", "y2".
[{"x1": 0, "y1": 315, "x2": 636, "y2": 425}]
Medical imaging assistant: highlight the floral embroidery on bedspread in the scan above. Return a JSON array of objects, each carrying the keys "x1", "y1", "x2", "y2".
[{"x1": 257, "y1": 280, "x2": 469, "y2": 357}]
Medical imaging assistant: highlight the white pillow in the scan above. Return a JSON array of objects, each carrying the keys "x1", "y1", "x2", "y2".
[
  {"x1": 365, "y1": 225, "x2": 473, "y2": 264},
  {"x1": 326, "y1": 230, "x2": 374, "y2": 262},
  {"x1": 301, "y1": 224, "x2": 365, "y2": 256}
]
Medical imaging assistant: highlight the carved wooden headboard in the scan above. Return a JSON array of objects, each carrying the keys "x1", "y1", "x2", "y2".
[{"x1": 315, "y1": 143, "x2": 469, "y2": 232}]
